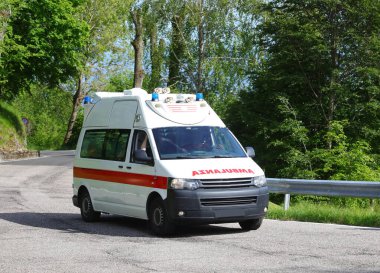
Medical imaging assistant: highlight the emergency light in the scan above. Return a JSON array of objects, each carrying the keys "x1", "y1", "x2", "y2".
[
  {"x1": 176, "y1": 94, "x2": 185, "y2": 103},
  {"x1": 152, "y1": 93, "x2": 159, "y2": 101},
  {"x1": 196, "y1": 93, "x2": 204, "y2": 101},
  {"x1": 83, "y1": 96, "x2": 92, "y2": 104}
]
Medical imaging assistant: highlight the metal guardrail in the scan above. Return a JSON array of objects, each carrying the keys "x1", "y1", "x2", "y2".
[{"x1": 267, "y1": 178, "x2": 380, "y2": 210}]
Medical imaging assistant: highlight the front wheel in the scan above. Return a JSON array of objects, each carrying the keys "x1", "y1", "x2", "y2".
[
  {"x1": 80, "y1": 191, "x2": 100, "y2": 222},
  {"x1": 148, "y1": 198, "x2": 175, "y2": 236},
  {"x1": 239, "y1": 217, "x2": 263, "y2": 231}
]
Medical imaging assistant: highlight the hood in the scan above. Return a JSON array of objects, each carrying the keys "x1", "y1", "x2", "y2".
[{"x1": 156, "y1": 157, "x2": 264, "y2": 179}]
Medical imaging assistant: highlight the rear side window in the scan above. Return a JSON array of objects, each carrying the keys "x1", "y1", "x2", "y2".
[{"x1": 80, "y1": 129, "x2": 130, "y2": 161}]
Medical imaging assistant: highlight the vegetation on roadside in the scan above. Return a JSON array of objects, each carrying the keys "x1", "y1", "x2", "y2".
[
  {"x1": 12, "y1": 85, "x2": 73, "y2": 150},
  {"x1": 225, "y1": 0, "x2": 380, "y2": 182},
  {"x1": 0, "y1": 102, "x2": 26, "y2": 151},
  {"x1": 268, "y1": 201, "x2": 380, "y2": 228}
]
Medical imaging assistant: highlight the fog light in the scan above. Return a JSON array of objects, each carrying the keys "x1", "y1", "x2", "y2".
[{"x1": 178, "y1": 211, "x2": 185, "y2": 217}]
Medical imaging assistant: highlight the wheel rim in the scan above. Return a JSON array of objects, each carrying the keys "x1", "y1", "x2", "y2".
[{"x1": 153, "y1": 207, "x2": 164, "y2": 226}]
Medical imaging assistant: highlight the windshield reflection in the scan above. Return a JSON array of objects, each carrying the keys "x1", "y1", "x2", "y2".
[{"x1": 152, "y1": 126, "x2": 246, "y2": 160}]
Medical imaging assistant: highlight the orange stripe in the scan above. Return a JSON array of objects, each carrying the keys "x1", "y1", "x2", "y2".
[{"x1": 73, "y1": 167, "x2": 167, "y2": 189}]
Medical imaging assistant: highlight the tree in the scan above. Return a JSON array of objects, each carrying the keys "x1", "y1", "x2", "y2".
[
  {"x1": 234, "y1": 0, "x2": 380, "y2": 178},
  {"x1": 119, "y1": 0, "x2": 263, "y2": 108},
  {"x1": 12, "y1": 84, "x2": 73, "y2": 150},
  {"x1": 164, "y1": 0, "x2": 262, "y2": 104},
  {"x1": 0, "y1": 0, "x2": 14, "y2": 44},
  {"x1": 131, "y1": 7, "x2": 145, "y2": 88},
  {"x1": 167, "y1": 8, "x2": 186, "y2": 88},
  {"x1": 0, "y1": 0, "x2": 88, "y2": 101},
  {"x1": 63, "y1": 0, "x2": 131, "y2": 145},
  {"x1": 148, "y1": 24, "x2": 165, "y2": 90},
  {"x1": 129, "y1": 0, "x2": 167, "y2": 90},
  {"x1": 144, "y1": 1, "x2": 166, "y2": 91}
]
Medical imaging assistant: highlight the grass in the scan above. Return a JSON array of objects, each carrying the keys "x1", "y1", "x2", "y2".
[
  {"x1": 0, "y1": 102, "x2": 26, "y2": 150},
  {"x1": 267, "y1": 201, "x2": 380, "y2": 228}
]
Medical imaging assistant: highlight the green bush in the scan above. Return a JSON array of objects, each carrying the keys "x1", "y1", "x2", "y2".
[
  {"x1": 0, "y1": 102, "x2": 25, "y2": 137},
  {"x1": 12, "y1": 85, "x2": 72, "y2": 150},
  {"x1": 0, "y1": 102, "x2": 26, "y2": 150}
]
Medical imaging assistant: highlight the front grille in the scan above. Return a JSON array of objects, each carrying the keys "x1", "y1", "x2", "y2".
[
  {"x1": 200, "y1": 196, "x2": 258, "y2": 206},
  {"x1": 200, "y1": 177, "x2": 253, "y2": 189}
]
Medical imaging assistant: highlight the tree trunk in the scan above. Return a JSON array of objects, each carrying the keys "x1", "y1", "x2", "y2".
[
  {"x1": 131, "y1": 9, "x2": 144, "y2": 88},
  {"x1": 0, "y1": 7, "x2": 11, "y2": 54},
  {"x1": 326, "y1": 7, "x2": 340, "y2": 150},
  {"x1": 149, "y1": 25, "x2": 164, "y2": 90},
  {"x1": 168, "y1": 14, "x2": 185, "y2": 88},
  {"x1": 63, "y1": 74, "x2": 82, "y2": 146},
  {"x1": 196, "y1": 0, "x2": 205, "y2": 94}
]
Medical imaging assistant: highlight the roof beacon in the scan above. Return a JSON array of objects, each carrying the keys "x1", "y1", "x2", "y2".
[
  {"x1": 176, "y1": 94, "x2": 185, "y2": 103},
  {"x1": 83, "y1": 96, "x2": 92, "y2": 104},
  {"x1": 154, "y1": 87, "x2": 170, "y2": 94},
  {"x1": 152, "y1": 92, "x2": 159, "y2": 101},
  {"x1": 196, "y1": 93, "x2": 204, "y2": 101}
]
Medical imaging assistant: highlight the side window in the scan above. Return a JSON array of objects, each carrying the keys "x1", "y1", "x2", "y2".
[
  {"x1": 81, "y1": 129, "x2": 130, "y2": 161},
  {"x1": 131, "y1": 130, "x2": 153, "y2": 165},
  {"x1": 104, "y1": 130, "x2": 130, "y2": 161},
  {"x1": 80, "y1": 130, "x2": 106, "y2": 159}
]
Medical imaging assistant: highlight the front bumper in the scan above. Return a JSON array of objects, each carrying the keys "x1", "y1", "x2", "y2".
[{"x1": 166, "y1": 186, "x2": 269, "y2": 224}]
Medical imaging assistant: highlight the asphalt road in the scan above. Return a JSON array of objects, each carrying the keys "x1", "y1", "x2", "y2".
[{"x1": 0, "y1": 151, "x2": 379, "y2": 273}]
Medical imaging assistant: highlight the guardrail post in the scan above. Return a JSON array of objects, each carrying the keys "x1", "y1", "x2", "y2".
[
  {"x1": 371, "y1": 199, "x2": 376, "y2": 211},
  {"x1": 284, "y1": 194, "x2": 290, "y2": 210}
]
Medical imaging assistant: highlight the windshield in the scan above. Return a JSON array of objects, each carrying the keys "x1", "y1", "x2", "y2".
[{"x1": 152, "y1": 126, "x2": 247, "y2": 160}]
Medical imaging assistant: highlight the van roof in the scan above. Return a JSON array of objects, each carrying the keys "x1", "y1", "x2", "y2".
[{"x1": 83, "y1": 88, "x2": 225, "y2": 129}]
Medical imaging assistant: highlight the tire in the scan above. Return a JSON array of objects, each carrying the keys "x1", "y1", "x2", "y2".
[
  {"x1": 239, "y1": 217, "x2": 263, "y2": 231},
  {"x1": 148, "y1": 198, "x2": 175, "y2": 236},
  {"x1": 80, "y1": 191, "x2": 100, "y2": 222}
]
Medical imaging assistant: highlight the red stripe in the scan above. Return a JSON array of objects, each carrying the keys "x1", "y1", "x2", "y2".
[
  {"x1": 167, "y1": 105, "x2": 198, "y2": 111},
  {"x1": 73, "y1": 167, "x2": 167, "y2": 189},
  {"x1": 172, "y1": 110, "x2": 196, "y2": 113},
  {"x1": 168, "y1": 106, "x2": 198, "y2": 108},
  {"x1": 168, "y1": 108, "x2": 198, "y2": 110}
]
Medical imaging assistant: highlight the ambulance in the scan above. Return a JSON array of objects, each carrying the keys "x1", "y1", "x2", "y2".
[{"x1": 72, "y1": 88, "x2": 269, "y2": 235}]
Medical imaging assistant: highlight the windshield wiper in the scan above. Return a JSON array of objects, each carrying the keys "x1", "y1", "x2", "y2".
[{"x1": 176, "y1": 155, "x2": 214, "y2": 159}]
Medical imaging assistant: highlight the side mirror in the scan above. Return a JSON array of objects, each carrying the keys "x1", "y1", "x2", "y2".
[
  {"x1": 134, "y1": 149, "x2": 153, "y2": 164},
  {"x1": 246, "y1": 146, "x2": 255, "y2": 158}
]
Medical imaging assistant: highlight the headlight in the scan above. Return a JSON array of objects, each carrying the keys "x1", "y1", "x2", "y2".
[
  {"x1": 169, "y1": 178, "x2": 200, "y2": 190},
  {"x1": 252, "y1": 175, "x2": 267, "y2": 187}
]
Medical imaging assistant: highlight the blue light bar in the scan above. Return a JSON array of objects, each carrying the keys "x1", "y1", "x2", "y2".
[
  {"x1": 196, "y1": 93, "x2": 204, "y2": 101},
  {"x1": 83, "y1": 96, "x2": 91, "y2": 104},
  {"x1": 152, "y1": 93, "x2": 159, "y2": 101}
]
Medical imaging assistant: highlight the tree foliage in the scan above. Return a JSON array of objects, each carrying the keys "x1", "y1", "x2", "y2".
[
  {"x1": 0, "y1": 0, "x2": 88, "y2": 100},
  {"x1": 63, "y1": 0, "x2": 132, "y2": 145},
  {"x1": 227, "y1": 0, "x2": 380, "y2": 180},
  {"x1": 12, "y1": 84, "x2": 73, "y2": 150}
]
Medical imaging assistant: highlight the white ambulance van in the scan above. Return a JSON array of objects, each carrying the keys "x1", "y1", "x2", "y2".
[{"x1": 72, "y1": 88, "x2": 269, "y2": 235}]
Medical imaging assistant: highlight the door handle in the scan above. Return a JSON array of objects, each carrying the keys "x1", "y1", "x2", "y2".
[
  {"x1": 118, "y1": 165, "x2": 123, "y2": 169},
  {"x1": 126, "y1": 166, "x2": 132, "y2": 170}
]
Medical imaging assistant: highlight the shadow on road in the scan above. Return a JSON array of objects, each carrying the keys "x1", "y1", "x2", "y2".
[{"x1": 0, "y1": 212, "x2": 247, "y2": 238}]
